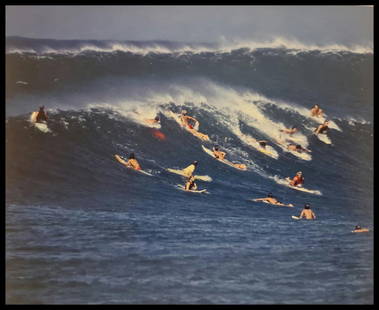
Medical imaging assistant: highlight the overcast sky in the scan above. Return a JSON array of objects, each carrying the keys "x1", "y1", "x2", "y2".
[{"x1": 6, "y1": 5, "x2": 373, "y2": 46}]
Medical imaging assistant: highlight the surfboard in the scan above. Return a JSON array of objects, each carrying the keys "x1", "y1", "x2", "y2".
[
  {"x1": 201, "y1": 145, "x2": 247, "y2": 171},
  {"x1": 291, "y1": 216, "x2": 301, "y2": 220},
  {"x1": 166, "y1": 168, "x2": 212, "y2": 182},
  {"x1": 169, "y1": 111, "x2": 210, "y2": 142},
  {"x1": 314, "y1": 132, "x2": 332, "y2": 145},
  {"x1": 176, "y1": 184, "x2": 208, "y2": 194},
  {"x1": 114, "y1": 154, "x2": 153, "y2": 176},
  {"x1": 272, "y1": 176, "x2": 322, "y2": 195},
  {"x1": 251, "y1": 199, "x2": 294, "y2": 207},
  {"x1": 310, "y1": 115, "x2": 341, "y2": 131},
  {"x1": 30, "y1": 111, "x2": 51, "y2": 133}
]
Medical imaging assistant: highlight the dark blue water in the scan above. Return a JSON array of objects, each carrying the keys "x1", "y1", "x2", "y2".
[{"x1": 6, "y1": 37, "x2": 373, "y2": 304}]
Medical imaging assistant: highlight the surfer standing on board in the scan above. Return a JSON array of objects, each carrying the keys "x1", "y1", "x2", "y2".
[
  {"x1": 298, "y1": 203, "x2": 316, "y2": 220},
  {"x1": 289, "y1": 171, "x2": 304, "y2": 187},
  {"x1": 36, "y1": 106, "x2": 48, "y2": 123}
]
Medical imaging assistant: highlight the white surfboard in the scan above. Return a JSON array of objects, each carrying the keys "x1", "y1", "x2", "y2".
[
  {"x1": 30, "y1": 111, "x2": 51, "y2": 133},
  {"x1": 291, "y1": 216, "x2": 301, "y2": 220},
  {"x1": 272, "y1": 176, "x2": 322, "y2": 195},
  {"x1": 176, "y1": 184, "x2": 208, "y2": 194}
]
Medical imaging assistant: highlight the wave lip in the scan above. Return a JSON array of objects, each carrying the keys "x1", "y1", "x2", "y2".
[{"x1": 6, "y1": 36, "x2": 373, "y2": 56}]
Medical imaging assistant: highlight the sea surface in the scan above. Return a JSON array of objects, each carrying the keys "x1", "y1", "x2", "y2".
[{"x1": 6, "y1": 37, "x2": 373, "y2": 304}]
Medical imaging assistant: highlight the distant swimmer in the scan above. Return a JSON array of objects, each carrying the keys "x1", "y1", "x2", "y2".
[
  {"x1": 289, "y1": 171, "x2": 304, "y2": 187},
  {"x1": 180, "y1": 110, "x2": 199, "y2": 130},
  {"x1": 280, "y1": 126, "x2": 298, "y2": 135},
  {"x1": 212, "y1": 146, "x2": 226, "y2": 160},
  {"x1": 126, "y1": 153, "x2": 142, "y2": 170},
  {"x1": 287, "y1": 143, "x2": 311, "y2": 154},
  {"x1": 352, "y1": 225, "x2": 369, "y2": 233},
  {"x1": 145, "y1": 115, "x2": 160, "y2": 125},
  {"x1": 298, "y1": 203, "x2": 316, "y2": 220},
  {"x1": 310, "y1": 104, "x2": 324, "y2": 117},
  {"x1": 36, "y1": 106, "x2": 48, "y2": 123},
  {"x1": 184, "y1": 175, "x2": 198, "y2": 191},
  {"x1": 253, "y1": 193, "x2": 294, "y2": 207},
  {"x1": 314, "y1": 120, "x2": 329, "y2": 135},
  {"x1": 181, "y1": 161, "x2": 198, "y2": 177}
]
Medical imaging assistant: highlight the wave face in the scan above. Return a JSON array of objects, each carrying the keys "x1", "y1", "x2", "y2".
[{"x1": 6, "y1": 37, "x2": 373, "y2": 304}]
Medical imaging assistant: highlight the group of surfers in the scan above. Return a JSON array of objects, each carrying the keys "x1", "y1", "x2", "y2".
[{"x1": 32, "y1": 105, "x2": 368, "y2": 231}]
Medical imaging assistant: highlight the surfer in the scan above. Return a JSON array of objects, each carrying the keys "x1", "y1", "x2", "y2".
[
  {"x1": 36, "y1": 106, "x2": 48, "y2": 123},
  {"x1": 258, "y1": 140, "x2": 268, "y2": 149},
  {"x1": 310, "y1": 104, "x2": 324, "y2": 117},
  {"x1": 180, "y1": 110, "x2": 199, "y2": 130},
  {"x1": 181, "y1": 161, "x2": 198, "y2": 177},
  {"x1": 287, "y1": 143, "x2": 311, "y2": 153},
  {"x1": 145, "y1": 115, "x2": 160, "y2": 125},
  {"x1": 212, "y1": 146, "x2": 226, "y2": 160},
  {"x1": 254, "y1": 193, "x2": 293, "y2": 207},
  {"x1": 352, "y1": 225, "x2": 369, "y2": 233},
  {"x1": 184, "y1": 175, "x2": 198, "y2": 191},
  {"x1": 314, "y1": 120, "x2": 329, "y2": 134},
  {"x1": 289, "y1": 171, "x2": 304, "y2": 187},
  {"x1": 298, "y1": 203, "x2": 316, "y2": 220},
  {"x1": 280, "y1": 126, "x2": 297, "y2": 135},
  {"x1": 126, "y1": 153, "x2": 141, "y2": 170}
]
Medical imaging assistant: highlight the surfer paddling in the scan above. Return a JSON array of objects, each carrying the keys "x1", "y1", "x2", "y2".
[
  {"x1": 279, "y1": 126, "x2": 298, "y2": 135},
  {"x1": 314, "y1": 120, "x2": 329, "y2": 135},
  {"x1": 180, "y1": 110, "x2": 199, "y2": 130},
  {"x1": 289, "y1": 171, "x2": 304, "y2": 187},
  {"x1": 287, "y1": 143, "x2": 311, "y2": 154},
  {"x1": 125, "y1": 153, "x2": 142, "y2": 170},
  {"x1": 310, "y1": 104, "x2": 324, "y2": 117},
  {"x1": 145, "y1": 115, "x2": 160, "y2": 125},
  {"x1": 212, "y1": 146, "x2": 246, "y2": 170},
  {"x1": 298, "y1": 203, "x2": 316, "y2": 220},
  {"x1": 352, "y1": 225, "x2": 369, "y2": 233},
  {"x1": 253, "y1": 193, "x2": 294, "y2": 207}
]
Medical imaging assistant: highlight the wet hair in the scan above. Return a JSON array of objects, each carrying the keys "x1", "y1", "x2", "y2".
[
  {"x1": 355, "y1": 225, "x2": 361, "y2": 230},
  {"x1": 296, "y1": 145, "x2": 301, "y2": 149},
  {"x1": 259, "y1": 141, "x2": 266, "y2": 147},
  {"x1": 128, "y1": 153, "x2": 136, "y2": 159},
  {"x1": 304, "y1": 203, "x2": 310, "y2": 209},
  {"x1": 154, "y1": 116, "x2": 160, "y2": 121},
  {"x1": 267, "y1": 193, "x2": 273, "y2": 198},
  {"x1": 214, "y1": 146, "x2": 219, "y2": 151},
  {"x1": 39, "y1": 106, "x2": 45, "y2": 110}
]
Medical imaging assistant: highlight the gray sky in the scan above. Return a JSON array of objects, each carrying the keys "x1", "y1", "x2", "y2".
[{"x1": 6, "y1": 5, "x2": 373, "y2": 46}]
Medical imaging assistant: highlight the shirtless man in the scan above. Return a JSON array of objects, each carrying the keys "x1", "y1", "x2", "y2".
[
  {"x1": 289, "y1": 171, "x2": 304, "y2": 187},
  {"x1": 180, "y1": 110, "x2": 199, "y2": 130},
  {"x1": 280, "y1": 126, "x2": 298, "y2": 135},
  {"x1": 310, "y1": 104, "x2": 324, "y2": 117},
  {"x1": 287, "y1": 143, "x2": 311, "y2": 153},
  {"x1": 253, "y1": 193, "x2": 294, "y2": 207},
  {"x1": 184, "y1": 175, "x2": 198, "y2": 191},
  {"x1": 314, "y1": 120, "x2": 329, "y2": 134},
  {"x1": 145, "y1": 115, "x2": 160, "y2": 125},
  {"x1": 212, "y1": 146, "x2": 226, "y2": 160},
  {"x1": 352, "y1": 225, "x2": 369, "y2": 233},
  {"x1": 126, "y1": 153, "x2": 141, "y2": 170},
  {"x1": 298, "y1": 203, "x2": 316, "y2": 220}
]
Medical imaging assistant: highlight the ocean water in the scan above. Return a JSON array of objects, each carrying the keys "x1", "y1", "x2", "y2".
[{"x1": 5, "y1": 37, "x2": 373, "y2": 304}]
